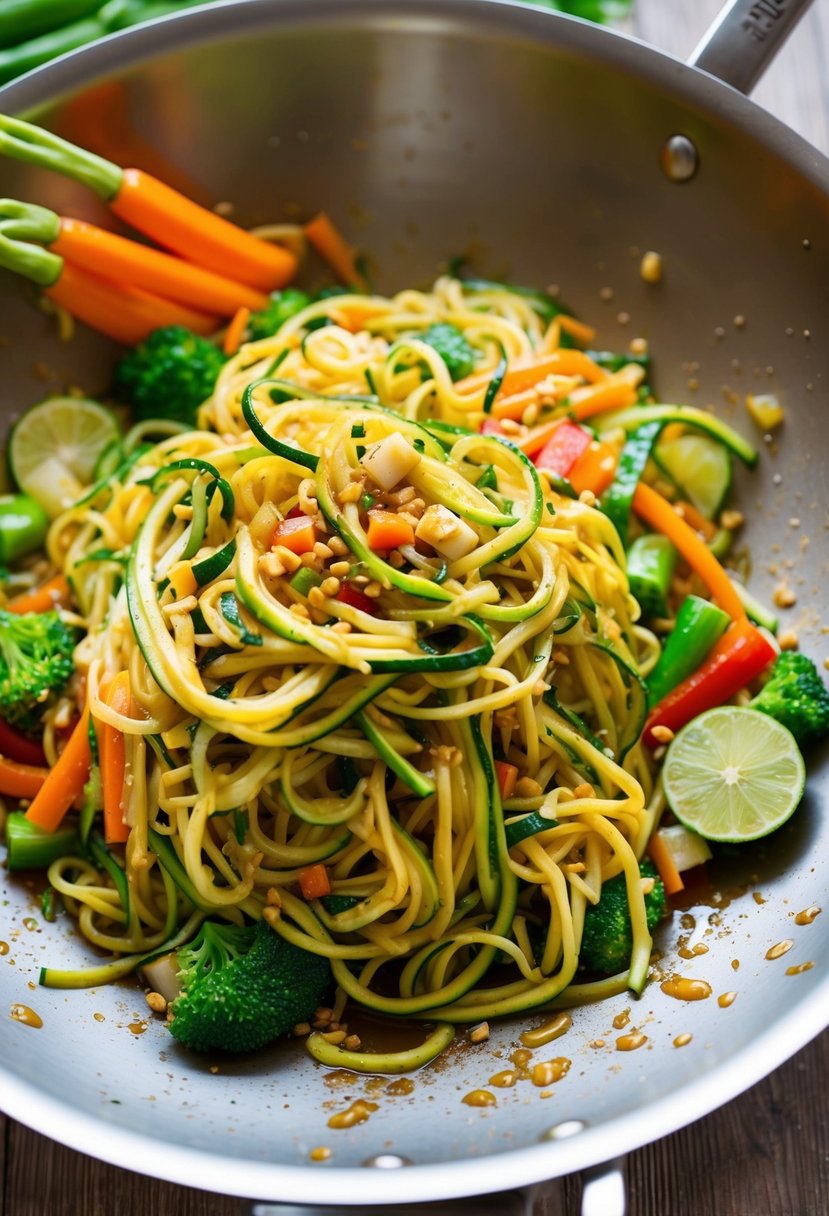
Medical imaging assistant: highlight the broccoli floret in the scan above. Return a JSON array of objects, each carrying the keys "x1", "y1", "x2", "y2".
[
  {"x1": 169, "y1": 919, "x2": 331, "y2": 1054},
  {"x1": 420, "y1": 323, "x2": 477, "y2": 381},
  {"x1": 0, "y1": 608, "x2": 75, "y2": 733},
  {"x1": 113, "y1": 325, "x2": 226, "y2": 427},
  {"x1": 247, "y1": 288, "x2": 313, "y2": 342},
  {"x1": 750, "y1": 652, "x2": 829, "y2": 749},
  {"x1": 579, "y1": 859, "x2": 665, "y2": 975}
]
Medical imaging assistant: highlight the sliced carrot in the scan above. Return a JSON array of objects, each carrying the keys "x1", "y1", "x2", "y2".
[
  {"x1": 45, "y1": 262, "x2": 219, "y2": 346},
  {"x1": 0, "y1": 755, "x2": 49, "y2": 800},
  {"x1": 490, "y1": 388, "x2": 539, "y2": 422},
  {"x1": 273, "y1": 515, "x2": 317, "y2": 555},
  {"x1": 456, "y1": 350, "x2": 608, "y2": 400},
  {"x1": 7, "y1": 574, "x2": 71, "y2": 615},
  {"x1": 647, "y1": 831, "x2": 685, "y2": 896},
  {"x1": 557, "y1": 314, "x2": 597, "y2": 346},
  {"x1": 567, "y1": 366, "x2": 643, "y2": 422},
  {"x1": 518, "y1": 416, "x2": 565, "y2": 457},
  {"x1": 223, "y1": 306, "x2": 252, "y2": 356},
  {"x1": 299, "y1": 863, "x2": 331, "y2": 901},
  {"x1": 673, "y1": 500, "x2": 717, "y2": 541},
  {"x1": 98, "y1": 672, "x2": 131, "y2": 845},
  {"x1": 568, "y1": 440, "x2": 619, "y2": 497},
  {"x1": 111, "y1": 168, "x2": 298, "y2": 292},
  {"x1": 304, "y1": 212, "x2": 368, "y2": 291},
  {"x1": 53, "y1": 219, "x2": 268, "y2": 317},
  {"x1": 366, "y1": 510, "x2": 415, "y2": 551},
  {"x1": 494, "y1": 760, "x2": 518, "y2": 801},
  {"x1": 25, "y1": 703, "x2": 91, "y2": 833},
  {"x1": 632, "y1": 483, "x2": 745, "y2": 620}
]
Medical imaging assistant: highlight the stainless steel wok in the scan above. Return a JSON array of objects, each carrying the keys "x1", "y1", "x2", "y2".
[{"x1": 0, "y1": 2, "x2": 827, "y2": 1212}]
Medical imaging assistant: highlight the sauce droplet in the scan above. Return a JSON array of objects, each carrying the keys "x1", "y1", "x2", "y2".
[
  {"x1": 785, "y1": 961, "x2": 814, "y2": 976},
  {"x1": 327, "y1": 1100, "x2": 379, "y2": 1130},
  {"x1": 309, "y1": 1146, "x2": 332, "y2": 1162},
  {"x1": 612, "y1": 1008, "x2": 630, "y2": 1030},
  {"x1": 531, "y1": 1057, "x2": 571, "y2": 1087},
  {"x1": 128, "y1": 1020, "x2": 148, "y2": 1036},
  {"x1": 765, "y1": 939, "x2": 794, "y2": 960},
  {"x1": 588, "y1": 1039, "x2": 606, "y2": 1049},
  {"x1": 519, "y1": 1012, "x2": 572, "y2": 1048},
  {"x1": 794, "y1": 906, "x2": 821, "y2": 926},
  {"x1": 673, "y1": 1033, "x2": 693, "y2": 1048},
  {"x1": 660, "y1": 977, "x2": 713, "y2": 1002},
  {"x1": 731, "y1": 959, "x2": 740, "y2": 971},
  {"x1": 462, "y1": 1089, "x2": 497, "y2": 1108},
  {"x1": 753, "y1": 892, "x2": 767, "y2": 905},
  {"x1": 10, "y1": 1003, "x2": 42, "y2": 1028},
  {"x1": 0, "y1": 941, "x2": 9, "y2": 956},
  {"x1": 616, "y1": 1032, "x2": 647, "y2": 1052},
  {"x1": 718, "y1": 991, "x2": 737, "y2": 1008},
  {"x1": 22, "y1": 917, "x2": 38, "y2": 932},
  {"x1": 385, "y1": 1078, "x2": 414, "y2": 1097},
  {"x1": 93, "y1": 1012, "x2": 106, "y2": 1023},
  {"x1": 489, "y1": 1070, "x2": 518, "y2": 1088}
]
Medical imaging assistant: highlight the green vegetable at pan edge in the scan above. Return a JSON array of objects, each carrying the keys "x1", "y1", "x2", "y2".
[
  {"x1": 579, "y1": 859, "x2": 666, "y2": 976},
  {"x1": 113, "y1": 324, "x2": 226, "y2": 427},
  {"x1": 750, "y1": 652, "x2": 829, "y2": 750},
  {"x1": 169, "y1": 918, "x2": 331, "y2": 1053},
  {"x1": 0, "y1": 607, "x2": 75, "y2": 733},
  {"x1": 420, "y1": 322, "x2": 478, "y2": 381},
  {"x1": 246, "y1": 287, "x2": 313, "y2": 342}
]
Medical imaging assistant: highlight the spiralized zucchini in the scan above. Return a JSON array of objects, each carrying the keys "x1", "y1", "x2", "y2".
[{"x1": 46, "y1": 276, "x2": 656, "y2": 1024}]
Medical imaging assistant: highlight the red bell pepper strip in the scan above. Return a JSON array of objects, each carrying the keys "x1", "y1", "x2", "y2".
[
  {"x1": 495, "y1": 760, "x2": 518, "y2": 800},
  {"x1": 643, "y1": 617, "x2": 776, "y2": 748},
  {"x1": 0, "y1": 718, "x2": 47, "y2": 766},
  {"x1": 337, "y1": 583, "x2": 379, "y2": 615},
  {"x1": 533, "y1": 420, "x2": 591, "y2": 477}
]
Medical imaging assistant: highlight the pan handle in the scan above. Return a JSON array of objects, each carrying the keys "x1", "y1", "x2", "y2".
[{"x1": 689, "y1": 0, "x2": 815, "y2": 94}]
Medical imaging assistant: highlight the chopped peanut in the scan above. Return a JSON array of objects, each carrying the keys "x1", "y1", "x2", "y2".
[{"x1": 650, "y1": 724, "x2": 675, "y2": 744}]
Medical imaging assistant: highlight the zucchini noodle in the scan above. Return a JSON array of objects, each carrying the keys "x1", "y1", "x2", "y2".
[{"x1": 45, "y1": 277, "x2": 659, "y2": 1024}]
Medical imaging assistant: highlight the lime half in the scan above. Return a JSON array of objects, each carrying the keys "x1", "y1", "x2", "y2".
[
  {"x1": 9, "y1": 396, "x2": 120, "y2": 518},
  {"x1": 662, "y1": 706, "x2": 805, "y2": 843},
  {"x1": 653, "y1": 432, "x2": 732, "y2": 519}
]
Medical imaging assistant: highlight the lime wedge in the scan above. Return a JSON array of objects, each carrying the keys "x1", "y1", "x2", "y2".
[
  {"x1": 662, "y1": 707, "x2": 805, "y2": 843},
  {"x1": 653, "y1": 432, "x2": 732, "y2": 519},
  {"x1": 9, "y1": 396, "x2": 120, "y2": 518}
]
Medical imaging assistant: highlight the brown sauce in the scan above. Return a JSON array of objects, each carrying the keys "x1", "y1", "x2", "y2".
[
  {"x1": 616, "y1": 1032, "x2": 647, "y2": 1052},
  {"x1": 765, "y1": 939, "x2": 794, "y2": 960},
  {"x1": 489, "y1": 1070, "x2": 519, "y2": 1088},
  {"x1": 128, "y1": 1020, "x2": 148, "y2": 1035},
  {"x1": 9, "y1": 1003, "x2": 42, "y2": 1028},
  {"x1": 0, "y1": 941, "x2": 9, "y2": 956},
  {"x1": 785, "y1": 962, "x2": 814, "y2": 976},
  {"x1": 673, "y1": 1033, "x2": 693, "y2": 1048},
  {"x1": 519, "y1": 1012, "x2": 572, "y2": 1048},
  {"x1": 93, "y1": 1012, "x2": 106, "y2": 1023},
  {"x1": 309, "y1": 1146, "x2": 332, "y2": 1162},
  {"x1": 612, "y1": 1008, "x2": 630, "y2": 1030},
  {"x1": 531, "y1": 1057, "x2": 571, "y2": 1087},
  {"x1": 718, "y1": 991, "x2": 737, "y2": 1008},
  {"x1": 327, "y1": 1100, "x2": 378, "y2": 1129},
  {"x1": 660, "y1": 977, "x2": 713, "y2": 1002},
  {"x1": 794, "y1": 906, "x2": 821, "y2": 926},
  {"x1": 462, "y1": 1089, "x2": 496, "y2": 1108},
  {"x1": 385, "y1": 1078, "x2": 414, "y2": 1097}
]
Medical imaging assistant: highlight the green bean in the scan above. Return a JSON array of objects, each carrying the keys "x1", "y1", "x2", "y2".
[{"x1": 0, "y1": 0, "x2": 102, "y2": 50}]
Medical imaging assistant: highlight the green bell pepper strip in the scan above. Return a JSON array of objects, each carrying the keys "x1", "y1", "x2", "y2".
[
  {"x1": 602, "y1": 420, "x2": 663, "y2": 546},
  {"x1": 627, "y1": 533, "x2": 677, "y2": 618},
  {"x1": 646, "y1": 594, "x2": 730, "y2": 705}
]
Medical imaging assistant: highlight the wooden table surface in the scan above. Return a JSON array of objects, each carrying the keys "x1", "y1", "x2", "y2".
[{"x1": 2, "y1": 2, "x2": 828, "y2": 1214}]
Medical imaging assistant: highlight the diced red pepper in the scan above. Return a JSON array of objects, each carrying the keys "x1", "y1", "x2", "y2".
[
  {"x1": 0, "y1": 718, "x2": 47, "y2": 767},
  {"x1": 643, "y1": 617, "x2": 776, "y2": 748},
  {"x1": 299, "y1": 863, "x2": 331, "y2": 901},
  {"x1": 495, "y1": 760, "x2": 519, "y2": 800},
  {"x1": 286, "y1": 504, "x2": 305, "y2": 519},
  {"x1": 534, "y1": 420, "x2": 592, "y2": 477},
  {"x1": 337, "y1": 583, "x2": 379, "y2": 615},
  {"x1": 272, "y1": 514, "x2": 317, "y2": 555}
]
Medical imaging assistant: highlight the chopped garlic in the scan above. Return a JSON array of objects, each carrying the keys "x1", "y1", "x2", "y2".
[
  {"x1": 746, "y1": 393, "x2": 784, "y2": 431},
  {"x1": 360, "y1": 432, "x2": 421, "y2": 490},
  {"x1": 415, "y1": 503, "x2": 478, "y2": 560}
]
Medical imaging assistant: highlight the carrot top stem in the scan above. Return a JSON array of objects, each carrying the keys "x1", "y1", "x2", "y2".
[
  {"x1": 0, "y1": 198, "x2": 61, "y2": 286},
  {"x1": 0, "y1": 113, "x2": 122, "y2": 199}
]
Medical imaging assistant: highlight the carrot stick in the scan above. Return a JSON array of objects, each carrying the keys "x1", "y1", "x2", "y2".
[
  {"x1": 25, "y1": 703, "x2": 91, "y2": 833},
  {"x1": 647, "y1": 831, "x2": 685, "y2": 896},
  {"x1": 632, "y1": 483, "x2": 745, "y2": 620},
  {"x1": 304, "y1": 212, "x2": 368, "y2": 291},
  {"x1": 569, "y1": 440, "x2": 619, "y2": 497},
  {"x1": 673, "y1": 500, "x2": 717, "y2": 541},
  {"x1": 98, "y1": 672, "x2": 131, "y2": 845},
  {"x1": 557, "y1": 314, "x2": 597, "y2": 346},
  {"x1": 457, "y1": 349, "x2": 608, "y2": 399},
  {"x1": 518, "y1": 416, "x2": 566, "y2": 457},
  {"x1": 52, "y1": 218, "x2": 268, "y2": 316},
  {"x1": 6, "y1": 573, "x2": 70, "y2": 615},
  {"x1": 45, "y1": 262, "x2": 219, "y2": 346},
  {"x1": 299, "y1": 863, "x2": 331, "y2": 901},
  {"x1": 223, "y1": 306, "x2": 251, "y2": 356},
  {"x1": 0, "y1": 755, "x2": 49, "y2": 800},
  {"x1": 568, "y1": 365, "x2": 644, "y2": 421},
  {"x1": 111, "y1": 169, "x2": 298, "y2": 293},
  {"x1": 490, "y1": 387, "x2": 538, "y2": 422}
]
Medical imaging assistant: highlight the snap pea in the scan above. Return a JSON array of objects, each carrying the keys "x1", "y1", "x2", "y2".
[{"x1": 0, "y1": 0, "x2": 101, "y2": 50}]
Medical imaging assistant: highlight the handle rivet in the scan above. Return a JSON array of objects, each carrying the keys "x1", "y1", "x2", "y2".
[
  {"x1": 661, "y1": 135, "x2": 699, "y2": 182},
  {"x1": 362, "y1": 1153, "x2": 413, "y2": 1168},
  {"x1": 540, "y1": 1119, "x2": 586, "y2": 1141}
]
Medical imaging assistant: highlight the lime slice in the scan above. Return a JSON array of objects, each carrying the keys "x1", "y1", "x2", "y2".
[
  {"x1": 9, "y1": 397, "x2": 120, "y2": 518},
  {"x1": 653, "y1": 432, "x2": 732, "y2": 519},
  {"x1": 662, "y1": 707, "x2": 805, "y2": 843}
]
